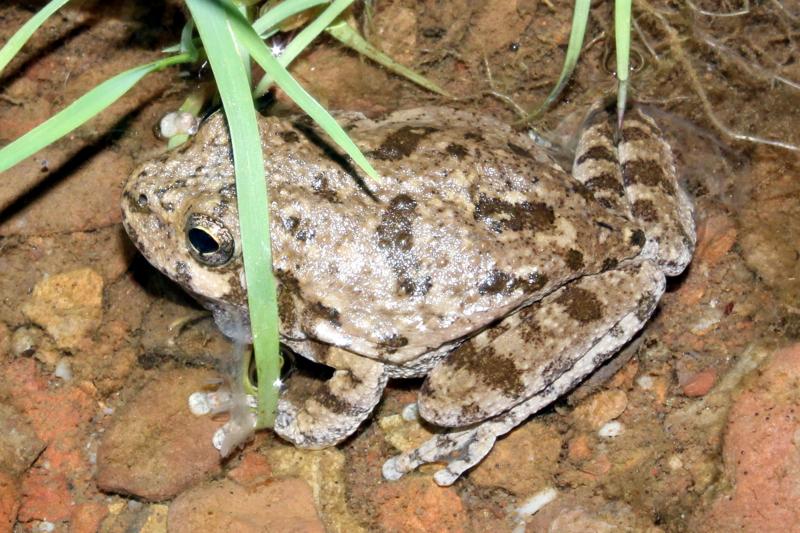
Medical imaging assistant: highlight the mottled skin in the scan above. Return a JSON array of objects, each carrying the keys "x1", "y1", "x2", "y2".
[{"x1": 121, "y1": 104, "x2": 694, "y2": 485}]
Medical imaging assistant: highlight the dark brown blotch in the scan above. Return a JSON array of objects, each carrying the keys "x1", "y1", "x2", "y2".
[
  {"x1": 629, "y1": 228, "x2": 646, "y2": 248},
  {"x1": 636, "y1": 291, "x2": 658, "y2": 321},
  {"x1": 311, "y1": 173, "x2": 341, "y2": 204},
  {"x1": 586, "y1": 172, "x2": 625, "y2": 197},
  {"x1": 556, "y1": 286, "x2": 604, "y2": 322},
  {"x1": 445, "y1": 143, "x2": 469, "y2": 159},
  {"x1": 315, "y1": 389, "x2": 354, "y2": 415},
  {"x1": 507, "y1": 142, "x2": 534, "y2": 159},
  {"x1": 602, "y1": 257, "x2": 619, "y2": 271},
  {"x1": 443, "y1": 344, "x2": 525, "y2": 397},
  {"x1": 622, "y1": 159, "x2": 675, "y2": 194},
  {"x1": 631, "y1": 199, "x2": 659, "y2": 222},
  {"x1": 621, "y1": 125, "x2": 653, "y2": 142},
  {"x1": 464, "y1": 131, "x2": 484, "y2": 142},
  {"x1": 369, "y1": 126, "x2": 438, "y2": 161},
  {"x1": 565, "y1": 249, "x2": 585, "y2": 270},
  {"x1": 275, "y1": 269, "x2": 300, "y2": 328},
  {"x1": 376, "y1": 194, "x2": 431, "y2": 297},
  {"x1": 310, "y1": 301, "x2": 341, "y2": 327},
  {"x1": 378, "y1": 334, "x2": 409, "y2": 353},
  {"x1": 576, "y1": 145, "x2": 616, "y2": 166},
  {"x1": 279, "y1": 130, "x2": 300, "y2": 143},
  {"x1": 473, "y1": 194, "x2": 555, "y2": 234}
]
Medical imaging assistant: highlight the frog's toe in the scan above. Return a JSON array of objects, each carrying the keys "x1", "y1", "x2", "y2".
[
  {"x1": 189, "y1": 388, "x2": 258, "y2": 456},
  {"x1": 382, "y1": 426, "x2": 497, "y2": 486},
  {"x1": 382, "y1": 423, "x2": 502, "y2": 485}
]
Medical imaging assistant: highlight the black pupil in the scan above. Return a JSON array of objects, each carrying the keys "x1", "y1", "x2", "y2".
[{"x1": 188, "y1": 228, "x2": 220, "y2": 255}]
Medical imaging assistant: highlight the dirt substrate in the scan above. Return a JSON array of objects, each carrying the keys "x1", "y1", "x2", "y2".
[{"x1": 1, "y1": 0, "x2": 800, "y2": 531}]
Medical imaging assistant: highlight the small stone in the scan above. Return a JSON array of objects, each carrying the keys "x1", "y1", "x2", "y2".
[
  {"x1": 18, "y1": 467, "x2": 72, "y2": 523},
  {"x1": 96, "y1": 369, "x2": 224, "y2": 501},
  {"x1": 470, "y1": 420, "x2": 561, "y2": 495},
  {"x1": 681, "y1": 370, "x2": 716, "y2": 397},
  {"x1": 0, "y1": 472, "x2": 19, "y2": 533},
  {"x1": 69, "y1": 502, "x2": 109, "y2": 533},
  {"x1": 140, "y1": 504, "x2": 168, "y2": 533},
  {"x1": 9, "y1": 326, "x2": 42, "y2": 358},
  {"x1": 22, "y1": 269, "x2": 104, "y2": 351},
  {"x1": 572, "y1": 390, "x2": 628, "y2": 430},
  {"x1": 167, "y1": 478, "x2": 324, "y2": 533},
  {"x1": 598, "y1": 421, "x2": 624, "y2": 439},
  {"x1": 227, "y1": 449, "x2": 272, "y2": 487},
  {"x1": 375, "y1": 476, "x2": 467, "y2": 533}
]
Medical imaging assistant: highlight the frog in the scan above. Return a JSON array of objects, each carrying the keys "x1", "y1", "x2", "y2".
[{"x1": 120, "y1": 102, "x2": 695, "y2": 485}]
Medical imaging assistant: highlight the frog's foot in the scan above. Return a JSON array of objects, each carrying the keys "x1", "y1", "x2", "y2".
[
  {"x1": 274, "y1": 347, "x2": 388, "y2": 448},
  {"x1": 383, "y1": 261, "x2": 665, "y2": 484},
  {"x1": 189, "y1": 387, "x2": 258, "y2": 456}
]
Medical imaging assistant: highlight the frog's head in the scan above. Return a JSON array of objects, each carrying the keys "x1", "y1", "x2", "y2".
[{"x1": 121, "y1": 115, "x2": 252, "y2": 341}]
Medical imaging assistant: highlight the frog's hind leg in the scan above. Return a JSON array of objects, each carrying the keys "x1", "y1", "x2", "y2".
[
  {"x1": 274, "y1": 344, "x2": 388, "y2": 448},
  {"x1": 572, "y1": 103, "x2": 696, "y2": 275},
  {"x1": 383, "y1": 261, "x2": 665, "y2": 485}
]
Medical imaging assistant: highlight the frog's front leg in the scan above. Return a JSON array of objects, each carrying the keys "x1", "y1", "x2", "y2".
[
  {"x1": 274, "y1": 345, "x2": 388, "y2": 448},
  {"x1": 383, "y1": 261, "x2": 665, "y2": 485}
]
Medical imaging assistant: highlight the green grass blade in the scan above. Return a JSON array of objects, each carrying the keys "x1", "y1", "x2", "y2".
[
  {"x1": 615, "y1": 0, "x2": 632, "y2": 127},
  {"x1": 522, "y1": 0, "x2": 590, "y2": 122},
  {"x1": 227, "y1": 2, "x2": 380, "y2": 180},
  {"x1": 0, "y1": 53, "x2": 193, "y2": 173},
  {"x1": 185, "y1": 0, "x2": 281, "y2": 429},
  {"x1": 0, "y1": 0, "x2": 72, "y2": 77},
  {"x1": 252, "y1": 0, "x2": 329, "y2": 36},
  {"x1": 325, "y1": 20, "x2": 451, "y2": 97},
  {"x1": 253, "y1": 0, "x2": 354, "y2": 96}
]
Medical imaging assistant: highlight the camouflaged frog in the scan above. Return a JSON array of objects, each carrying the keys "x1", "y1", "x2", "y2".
[{"x1": 121, "y1": 103, "x2": 695, "y2": 485}]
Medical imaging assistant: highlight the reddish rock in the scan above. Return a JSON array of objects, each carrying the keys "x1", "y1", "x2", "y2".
[
  {"x1": 0, "y1": 472, "x2": 19, "y2": 533},
  {"x1": 376, "y1": 476, "x2": 467, "y2": 533},
  {"x1": 167, "y1": 478, "x2": 324, "y2": 533},
  {"x1": 681, "y1": 370, "x2": 716, "y2": 397},
  {"x1": 692, "y1": 343, "x2": 800, "y2": 530},
  {"x1": 18, "y1": 467, "x2": 72, "y2": 523},
  {"x1": 96, "y1": 369, "x2": 225, "y2": 501},
  {"x1": 227, "y1": 449, "x2": 272, "y2": 487},
  {"x1": 0, "y1": 404, "x2": 45, "y2": 477}
]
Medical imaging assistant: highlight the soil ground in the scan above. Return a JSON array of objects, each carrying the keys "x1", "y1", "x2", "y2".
[{"x1": 1, "y1": 0, "x2": 800, "y2": 531}]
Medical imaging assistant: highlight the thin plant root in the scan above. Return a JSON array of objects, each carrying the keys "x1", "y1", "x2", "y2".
[{"x1": 638, "y1": 0, "x2": 800, "y2": 152}]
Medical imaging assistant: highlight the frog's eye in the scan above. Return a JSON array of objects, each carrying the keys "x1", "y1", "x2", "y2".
[{"x1": 185, "y1": 214, "x2": 235, "y2": 267}]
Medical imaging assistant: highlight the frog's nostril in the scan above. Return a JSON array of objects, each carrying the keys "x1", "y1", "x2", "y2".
[{"x1": 137, "y1": 193, "x2": 148, "y2": 208}]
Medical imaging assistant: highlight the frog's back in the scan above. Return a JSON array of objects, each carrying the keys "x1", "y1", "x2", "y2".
[{"x1": 256, "y1": 107, "x2": 642, "y2": 364}]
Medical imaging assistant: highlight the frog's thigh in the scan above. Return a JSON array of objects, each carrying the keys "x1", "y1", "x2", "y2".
[
  {"x1": 386, "y1": 261, "x2": 665, "y2": 485},
  {"x1": 274, "y1": 347, "x2": 387, "y2": 448},
  {"x1": 418, "y1": 261, "x2": 666, "y2": 428}
]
